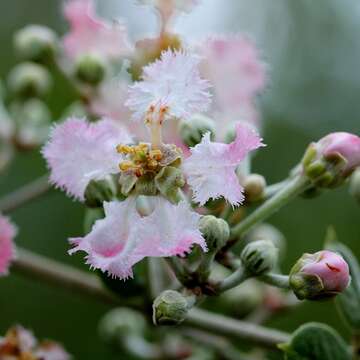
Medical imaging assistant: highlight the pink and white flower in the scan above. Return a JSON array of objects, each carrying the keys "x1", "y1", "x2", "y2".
[
  {"x1": 69, "y1": 197, "x2": 206, "y2": 279},
  {"x1": 126, "y1": 49, "x2": 212, "y2": 122},
  {"x1": 183, "y1": 122, "x2": 264, "y2": 206},
  {"x1": 42, "y1": 117, "x2": 132, "y2": 201},
  {"x1": 62, "y1": 0, "x2": 132, "y2": 61},
  {"x1": 0, "y1": 214, "x2": 16, "y2": 276}
]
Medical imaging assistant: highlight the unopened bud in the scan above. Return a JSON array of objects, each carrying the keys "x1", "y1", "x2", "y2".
[
  {"x1": 153, "y1": 290, "x2": 189, "y2": 325},
  {"x1": 99, "y1": 308, "x2": 146, "y2": 344},
  {"x1": 8, "y1": 62, "x2": 52, "y2": 98},
  {"x1": 241, "y1": 240, "x2": 278, "y2": 275},
  {"x1": 349, "y1": 168, "x2": 360, "y2": 203},
  {"x1": 199, "y1": 215, "x2": 230, "y2": 252},
  {"x1": 302, "y1": 132, "x2": 360, "y2": 188},
  {"x1": 155, "y1": 166, "x2": 185, "y2": 203},
  {"x1": 74, "y1": 54, "x2": 106, "y2": 86},
  {"x1": 179, "y1": 114, "x2": 215, "y2": 147},
  {"x1": 84, "y1": 176, "x2": 117, "y2": 208},
  {"x1": 14, "y1": 25, "x2": 58, "y2": 62},
  {"x1": 243, "y1": 174, "x2": 266, "y2": 202},
  {"x1": 289, "y1": 250, "x2": 350, "y2": 300}
]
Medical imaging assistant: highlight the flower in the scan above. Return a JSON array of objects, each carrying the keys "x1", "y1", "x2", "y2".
[
  {"x1": 289, "y1": 250, "x2": 350, "y2": 300},
  {"x1": 200, "y1": 34, "x2": 266, "y2": 110},
  {"x1": 42, "y1": 117, "x2": 132, "y2": 201},
  {"x1": 0, "y1": 214, "x2": 16, "y2": 276},
  {"x1": 69, "y1": 197, "x2": 206, "y2": 279},
  {"x1": 183, "y1": 122, "x2": 264, "y2": 206},
  {"x1": 126, "y1": 49, "x2": 212, "y2": 122},
  {"x1": 62, "y1": 0, "x2": 132, "y2": 60},
  {"x1": 315, "y1": 132, "x2": 360, "y2": 176}
]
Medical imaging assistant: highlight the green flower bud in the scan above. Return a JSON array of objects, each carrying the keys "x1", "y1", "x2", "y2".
[
  {"x1": 10, "y1": 99, "x2": 51, "y2": 149},
  {"x1": 74, "y1": 54, "x2": 106, "y2": 86},
  {"x1": 84, "y1": 176, "x2": 117, "y2": 208},
  {"x1": 14, "y1": 25, "x2": 58, "y2": 63},
  {"x1": 241, "y1": 240, "x2": 278, "y2": 275},
  {"x1": 243, "y1": 174, "x2": 266, "y2": 202},
  {"x1": 8, "y1": 62, "x2": 52, "y2": 98},
  {"x1": 155, "y1": 166, "x2": 185, "y2": 203},
  {"x1": 153, "y1": 290, "x2": 189, "y2": 326},
  {"x1": 179, "y1": 114, "x2": 215, "y2": 147},
  {"x1": 99, "y1": 308, "x2": 146, "y2": 344},
  {"x1": 199, "y1": 215, "x2": 230, "y2": 252}
]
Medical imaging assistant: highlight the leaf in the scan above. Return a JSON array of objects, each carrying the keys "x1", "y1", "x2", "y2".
[
  {"x1": 325, "y1": 227, "x2": 360, "y2": 331},
  {"x1": 279, "y1": 322, "x2": 351, "y2": 360}
]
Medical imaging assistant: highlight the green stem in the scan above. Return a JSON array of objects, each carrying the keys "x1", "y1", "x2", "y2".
[
  {"x1": 196, "y1": 251, "x2": 216, "y2": 282},
  {"x1": 147, "y1": 258, "x2": 165, "y2": 299},
  {"x1": 216, "y1": 264, "x2": 249, "y2": 293},
  {"x1": 231, "y1": 175, "x2": 310, "y2": 239},
  {"x1": 164, "y1": 257, "x2": 191, "y2": 285},
  {"x1": 0, "y1": 175, "x2": 51, "y2": 213},
  {"x1": 260, "y1": 273, "x2": 290, "y2": 289},
  {"x1": 263, "y1": 180, "x2": 290, "y2": 200}
]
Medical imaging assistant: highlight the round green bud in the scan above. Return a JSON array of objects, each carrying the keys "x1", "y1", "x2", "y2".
[
  {"x1": 74, "y1": 53, "x2": 106, "y2": 86},
  {"x1": 84, "y1": 176, "x2": 117, "y2": 208},
  {"x1": 8, "y1": 62, "x2": 52, "y2": 98},
  {"x1": 99, "y1": 308, "x2": 146, "y2": 344},
  {"x1": 243, "y1": 174, "x2": 266, "y2": 202},
  {"x1": 179, "y1": 114, "x2": 215, "y2": 147},
  {"x1": 199, "y1": 215, "x2": 230, "y2": 252},
  {"x1": 152, "y1": 290, "x2": 188, "y2": 326},
  {"x1": 241, "y1": 240, "x2": 278, "y2": 275},
  {"x1": 14, "y1": 25, "x2": 58, "y2": 62}
]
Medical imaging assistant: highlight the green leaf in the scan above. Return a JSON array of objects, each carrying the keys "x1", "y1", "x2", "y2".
[
  {"x1": 325, "y1": 227, "x2": 360, "y2": 330},
  {"x1": 280, "y1": 322, "x2": 351, "y2": 360}
]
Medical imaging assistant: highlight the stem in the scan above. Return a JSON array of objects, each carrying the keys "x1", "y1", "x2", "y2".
[
  {"x1": 0, "y1": 175, "x2": 51, "y2": 213},
  {"x1": 196, "y1": 251, "x2": 216, "y2": 282},
  {"x1": 185, "y1": 307, "x2": 290, "y2": 349},
  {"x1": 164, "y1": 257, "x2": 191, "y2": 285},
  {"x1": 11, "y1": 248, "x2": 290, "y2": 349},
  {"x1": 11, "y1": 247, "x2": 137, "y2": 308},
  {"x1": 147, "y1": 258, "x2": 165, "y2": 299},
  {"x1": 263, "y1": 180, "x2": 290, "y2": 200},
  {"x1": 260, "y1": 273, "x2": 290, "y2": 289},
  {"x1": 231, "y1": 175, "x2": 310, "y2": 239},
  {"x1": 216, "y1": 264, "x2": 249, "y2": 293}
]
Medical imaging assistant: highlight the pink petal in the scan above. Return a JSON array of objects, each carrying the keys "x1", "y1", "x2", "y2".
[
  {"x1": 184, "y1": 122, "x2": 264, "y2": 206},
  {"x1": 62, "y1": 0, "x2": 133, "y2": 60},
  {"x1": 0, "y1": 214, "x2": 16, "y2": 276},
  {"x1": 42, "y1": 117, "x2": 132, "y2": 201}
]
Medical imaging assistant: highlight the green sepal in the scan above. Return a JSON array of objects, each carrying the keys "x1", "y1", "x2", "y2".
[
  {"x1": 135, "y1": 173, "x2": 157, "y2": 196},
  {"x1": 119, "y1": 172, "x2": 138, "y2": 196},
  {"x1": 155, "y1": 166, "x2": 185, "y2": 203}
]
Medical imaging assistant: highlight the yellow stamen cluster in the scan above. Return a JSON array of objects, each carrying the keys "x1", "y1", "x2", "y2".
[{"x1": 117, "y1": 143, "x2": 164, "y2": 177}]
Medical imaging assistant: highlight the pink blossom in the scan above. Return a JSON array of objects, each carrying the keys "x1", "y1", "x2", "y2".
[
  {"x1": 183, "y1": 122, "x2": 264, "y2": 206},
  {"x1": 42, "y1": 117, "x2": 132, "y2": 201},
  {"x1": 69, "y1": 197, "x2": 206, "y2": 279},
  {"x1": 316, "y1": 132, "x2": 360, "y2": 175},
  {"x1": 126, "y1": 49, "x2": 212, "y2": 122},
  {"x1": 62, "y1": 0, "x2": 132, "y2": 60},
  {"x1": 0, "y1": 214, "x2": 16, "y2": 276},
  {"x1": 200, "y1": 34, "x2": 266, "y2": 111}
]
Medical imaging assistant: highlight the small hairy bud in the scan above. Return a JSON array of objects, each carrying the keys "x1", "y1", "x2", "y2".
[
  {"x1": 8, "y1": 62, "x2": 52, "y2": 98},
  {"x1": 302, "y1": 132, "x2": 360, "y2": 188},
  {"x1": 241, "y1": 240, "x2": 278, "y2": 275},
  {"x1": 289, "y1": 250, "x2": 350, "y2": 300},
  {"x1": 84, "y1": 176, "x2": 117, "y2": 208},
  {"x1": 243, "y1": 174, "x2": 266, "y2": 202},
  {"x1": 153, "y1": 290, "x2": 188, "y2": 326},
  {"x1": 199, "y1": 215, "x2": 230, "y2": 252},
  {"x1": 14, "y1": 25, "x2": 58, "y2": 62},
  {"x1": 179, "y1": 114, "x2": 215, "y2": 147},
  {"x1": 74, "y1": 53, "x2": 106, "y2": 86},
  {"x1": 99, "y1": 308, "x2": 146, "y2": 344}
]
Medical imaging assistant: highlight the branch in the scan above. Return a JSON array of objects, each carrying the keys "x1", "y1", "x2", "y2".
[{"x1": 0, "y1": 175, "x2": 51, "y2": 213}]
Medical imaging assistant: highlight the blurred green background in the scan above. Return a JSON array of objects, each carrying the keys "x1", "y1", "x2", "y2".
[{"x1": 0, "y1": 0, "x2": 360, "y2": 358}]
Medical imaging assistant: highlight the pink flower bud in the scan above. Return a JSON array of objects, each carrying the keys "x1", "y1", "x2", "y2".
[
  {"x1": 290, "y1": 250, "x2": 350, "y2": 300},
  {"x1": 316, "y1": 132, "x2": 360, "y2": 176}
]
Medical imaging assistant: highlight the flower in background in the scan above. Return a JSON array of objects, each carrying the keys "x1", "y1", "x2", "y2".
[
  {"x1": 42, "y1": 117, "x2": 132, "y2": 201},
  {"x1": 69, "y1": 197, "x2": 206, "y2": 279},
  {"x1": 62, "y1": 0, "x2": 132, "y2": 61},
  {"x1": 184, "y1": 122, "x2": 264, "y2": 206},
  {"x1": 126, "y1": 49, "x2": 212, "y2": 122},
  {"x1": 0, "y1": 214, "x2": 16, "y2": 276}
]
